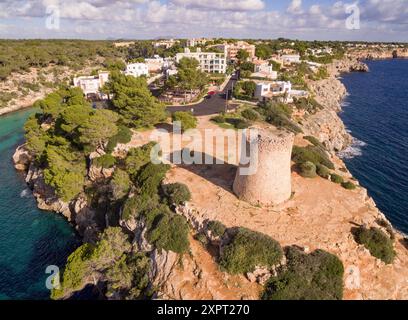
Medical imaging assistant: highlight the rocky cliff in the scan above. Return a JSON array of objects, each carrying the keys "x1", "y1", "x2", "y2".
[{"x1": 302, "y1": 58, "x2": 368, "y2": 152}]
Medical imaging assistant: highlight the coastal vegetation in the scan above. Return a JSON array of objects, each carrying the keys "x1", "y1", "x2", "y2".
[
  {"x1": 352, "y1": 226, "x2": 396, "y2": 264},
  {"x1": 219, "y1": 227, "x2": 283, "y2": 274},
  {"x1": 0, "y1": 40, "x2": 124, "y2": 81},
  {"x1": 292, "y1": 145, "x2": 334, "y2": 170},
  {"x1": 172, "y1": 111, "x2": 197, "y2": 132},
  {"x1": 257, "y1": 102, "x2": 302, "y2": 134},
  {"x1": 262, "y1": 246, "x2": 344, "y2": 300}
]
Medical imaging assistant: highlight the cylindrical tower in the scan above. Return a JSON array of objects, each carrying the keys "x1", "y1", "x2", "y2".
[{"x1": 233, "y1": 127, "x2": 294, "y2": 206}]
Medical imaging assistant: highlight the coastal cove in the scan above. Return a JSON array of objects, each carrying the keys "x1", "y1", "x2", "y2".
[
  {"x1": 0, "y1": 109, "x2": 79, "y2": 299},
  {"x1": 339, "y1": 59, "x2": 408, "y2": 235}
]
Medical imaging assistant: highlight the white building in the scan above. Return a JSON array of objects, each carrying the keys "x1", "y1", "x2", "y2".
[
  {"x1": 153, "y1": 39, "x2": 177, "y2": 49},
  {"x1": 254, "y1": 81, "x2": 292, "y2": 101},
  {"x1": 145, "y1": 55, "x2": 165, "y2": 73},
  {"x1": 186, "y1": 38, "x2": 210, "y2": 47},
  {"x1": 73, "y1": 71, "x2": 109, "y2": 99},
  {"x1": 176, "y1": 48, "x2": 226, "y2": 73},
  {"x1": 252, "y1": 60, "x2": 278, "y2": 80},
  {"x1": 125, "y1": 63, "x2": 149, "y2": 78},
  {"x1": 281, "y1": 54, "x2": 301, "y2": 64}
]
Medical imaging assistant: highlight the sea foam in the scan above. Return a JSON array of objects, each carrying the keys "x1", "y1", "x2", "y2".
[
  {"x1": 338, "y1": 137, "x2": 367, "y2": 159},
  {"x1": 20, "y1": 188, "x2": 33, "y2": 198}
]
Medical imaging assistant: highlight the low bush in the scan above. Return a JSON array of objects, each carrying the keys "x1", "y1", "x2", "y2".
[
  {"x1": 172, "y1": 111, "x2": 197, "y2": 132},
  {"x1": 375, "y1": 219, "x2": 395, "y2": 240},
  {"x1": 110, "y1": 169, "x2": 132, "y2": 200},
  {"x1": 241, "y1": 108, "x2": 260, "y2": 121},
  {"x1": 125, "y1": 142, "x2": 156, "y2": 177},
  {"x1": 352, "y1": 226, "x2": 396, "y2": 264},
  {"x1": 136, "y1": 162, "x2": 171, "y2": 195},
  {"x1": 162, "y1": 183, "x2": 191, "y2": 206},
  {"x1": 316, "y1": 164, "x2": 330, "y2": 179},
  {"x1": 147, "y1": 213, "x2": 190, "y2": 254},
  {"x1": 226, "y1": 118, "x2": 251, "y2": 129},
  {"x1": 292, "y1": 145, "x2": 334, "y2": 169},
  {"x1": 106, "y1": 125, "x2": 132, "y2": 153},
  {"x1": 304, "y1": 136, "x2": 326, "y2": 150},
  {"x1": 258, "y1": 103, "x2": 301, "y2": 133},
  {"x1": 330, "y1": 173, "x2": 344, "y2": 184},
  {"x1": 219, "y1": 227, "x2": 283, "y2": 274},
  {"x1": 299, "y1": 161, "x2": 317, "y2": 178},
  {"x1": 121, "y1": 193, "x2": 161, "y2": 221},
  {"x1": 93, "y1": 154, "x2": 116, "y2": 168},
  {"x1": 262, "y1": 246, "x2": 344, "y2": 300},
  {"x1": 293, "y1": 97, "x2": 323, "y2": 114},
  {"x1": 211, "y1": 115, "x2": 226, "y2": 123},
  {"x1": 207, "y1": 220, "x2": 227, "y2": 238},
  {"x1": 341, "y1": 181, "x2": 357, "y2": 190}
]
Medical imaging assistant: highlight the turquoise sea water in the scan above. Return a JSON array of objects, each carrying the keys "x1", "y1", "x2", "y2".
[
  {"x1": 339, "y1": 59, "x2": 408, "y2": 235},
  {"x1": 0, "y1": 108, "x2": 79, "y2": 300}
]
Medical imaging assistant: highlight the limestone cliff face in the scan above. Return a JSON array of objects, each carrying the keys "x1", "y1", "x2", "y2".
[
  {"x1": 301, "y1": 57, "x2": 368, "y2": 152},
  {"x1": 350, "y1": 48, "x2": 408, "y2": 60},
  {"x1": 13, "y1": 145, "x2": 100, "y2": 243}
]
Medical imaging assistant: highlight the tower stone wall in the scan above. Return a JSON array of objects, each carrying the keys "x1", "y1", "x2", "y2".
[{"x1": 233, "y1": 127, "x2": 294, "y2": 206}]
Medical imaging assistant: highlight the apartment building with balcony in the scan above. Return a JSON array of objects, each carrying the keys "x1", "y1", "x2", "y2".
[
  {"x1": 215, "y1": 41, "x2": 256, "y2": 62},
  {"x1": 176, "y1": 48, "x2": 226, "y2": 73}
]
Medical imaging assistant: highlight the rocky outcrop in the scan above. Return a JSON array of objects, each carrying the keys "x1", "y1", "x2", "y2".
[
  {"x1": 25, "y1": 163, "x2": 72, "y2": 220},
  {"x1": 14, "y1": 145, "x2": 100, "y2": 242},
  {"x1": 149, "y1": 249, "x2": 178, "y2": 290},
  {"x1": 13, "y1": 145, "x2": 33, "y2": 171},
  {"x1": 350, "y1": 48, "x2": 408, "y2": 60},
  {"x1": 302, "y1": 57, "x2": 368, "y2": 152}
]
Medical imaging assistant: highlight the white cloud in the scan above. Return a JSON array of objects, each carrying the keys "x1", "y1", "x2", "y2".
[
  {"x1": 171, "y1": 0, "x2": 265, "y2": 12},
  {"x1": 287, "y1": 0, "x2": 303, "y2": 14},
  {"x1": 0, "y1": 0, "x2": 406, "y2": 41}
]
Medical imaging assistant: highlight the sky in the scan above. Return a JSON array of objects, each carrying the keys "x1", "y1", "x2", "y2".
[{"x1": 0, "y1": 0, "x2": 407, "y2": 42}]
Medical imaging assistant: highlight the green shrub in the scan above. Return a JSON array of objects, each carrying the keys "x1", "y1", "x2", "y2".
[
  {"x1": 299, "y1": 161, "x2": 317, "y2": 178},
  {"x1": 241, "y1": 108, "x2": 260, "y2": 121},
  {"x1": 304, "y1": 136, "x2": 325, "y2": 150},
  {"x1": 106, "y1": 125, "x2": 132, "y2": 153},
  {"x1": 316, "y1": 164, "x2": 330, "y2": 179},
  {"x1": 122, "y1": 193, "x2": 160, "y2": 221},
  {"x1": 207, "y1": 220, "x2": 227, "y2": 238},
  {"x1": 293, "y1": 97, "x2": 323, "y2": 114},
  {"x1": 162, "y1": 183, "x2": 191, "y2": 206},
  {"x1": 147, "y1": 213, "x2": 190, "y2": 253},
  {"x1": 93, "y1": 154, "x2": 116, "y2": 168},
  {"x1": 341, "y1": 181, "x2": 357, "y2": 190},
  {"x1": 172, "y1": 111, "x2": 197, "y2": 132},
  {"x1": 292, "y1": 145, "x2": 334, "y2": 169},
  {"x1": 353, "y1": 226, "x2": 396, "y2": 264},
  {"x1": 137, "y1": 162, "x2": 171, "y2": 195},
  {"x1": 195, "y1": 233, "x2": 209, "y2": 246},
  {"x1": 226, "y1": 118, "x2": 251, "y2": 129},
  {"x1": 258, "y1": 103, "x2": 300, "y2": 133},
  {"x1": 219, "y1": 227, "x2": 283, "y2": 274},
  {"x1": 211, "y1": 115, "x2": 226, "y2": 123},
  {"x1": 125, "y1": 142, "x2": 156, "y2": 177},
  {"x1": 110, "y1": 169, "x2": 132, "y2": 201},
  {"x1": 330, "y1": 173, "x2": 344, "y2": 184},
  {"x1": 262, "y1": 246, "x2": 344, "y2": 300},
  {"x1": 375, "y1": 219, "x2": 395, "y2": 240},
  {"x1": 51, "y1": 243, "x2": 95, "y2": 300}
]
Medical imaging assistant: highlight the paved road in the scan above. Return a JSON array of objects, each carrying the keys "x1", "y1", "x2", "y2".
[{"x1": 167, "y1": 76, "x2": 240, "y2": 116}]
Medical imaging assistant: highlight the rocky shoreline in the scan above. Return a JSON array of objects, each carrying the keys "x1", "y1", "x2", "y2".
[{"x1": 11, "y1": 54, "x2": 408, "y2": 300}]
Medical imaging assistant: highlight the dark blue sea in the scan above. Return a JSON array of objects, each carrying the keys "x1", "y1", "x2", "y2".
[
  {"x1": 339, "y1": 59, "x2": 408, "y2": 235},
  {"x1": 0, "y1": 108, "x2": 79, "y2": 300}
]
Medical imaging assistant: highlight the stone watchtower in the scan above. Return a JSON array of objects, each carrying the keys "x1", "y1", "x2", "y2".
[{"x1": 233, "y1": 127, "x2": 294, "y2": 206}]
